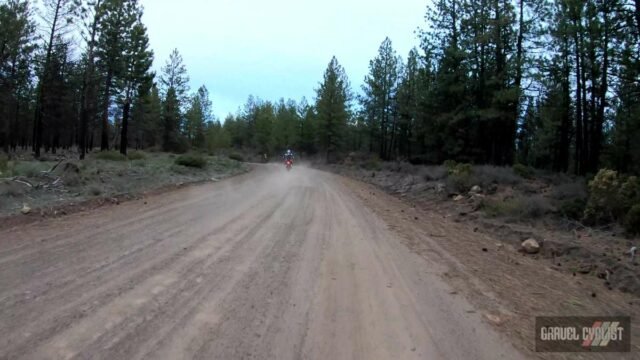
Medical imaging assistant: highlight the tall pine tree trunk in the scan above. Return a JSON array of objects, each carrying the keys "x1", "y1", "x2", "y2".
[
  {"x1": 634, "y1": 0, "x2": 640, "y2": 41},
  {"x1": 572, "y1": 19, "x2": 584, "y2": 175},
  {"x1": 559, "y1": 33, "x2": 572, "y2": 172},
  {"x1": 33, "y1": 0, "x2": 63, "y2": 158},
  {"x1": 101, "y1": 70, "x2": 112, "y2": 151},
  {"x1": 79, "y1": 1, "x2": 102, "y2": 160},
  {"x1": 591, "y1": 3, "x2": 610, "y2": 173},
  {"x1": 511, "y1": 0, "x2": 525, "y2": 165},
  {"x1": 120, "y1": 98, "x2": 130, "y2": 155}
]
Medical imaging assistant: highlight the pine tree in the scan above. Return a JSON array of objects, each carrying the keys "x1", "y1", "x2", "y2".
[
  {"x1": 184, "y1": 85, "x2": 211, "y2": 148},
  {"x1": 96, "y1": 0, "x2": 139, "y2": 151},
  {"x1": 298, "y1": 98, "x2": 317, "y2": 155},
  {"x1": 33, "y1": 0, "x2": 82, "y2": 157},
  {"x1": 272, "y1": 98, "x2": 300, "y2": 152},
  {"x1": 204, "y1": 120, "x2": 230, "y2": 153},
  {"x1": 0, "y1": 0, "x2": 36, "y2": 153},
  {"x1": 361, "y1": 37, "x2": 401, "y2": 160},
  {"x1": 141, "y1": 84, "x2": 162, "y2": 147},
  {"x1": 253, "y1": 100, "x2": 274, "y2": 155},
  {"x1": 159, "y1": 48, "x2": 190, "y2": 109},
  {"x1": 78, "y1": 0, "x2": 104, "y2": 159},
  {"x1": 316, "y1": 56, "x2": 351, "y2": 162},
  {"x1": 162, "y1": 87, "x2": 182, "y2": 152},
  {"x1": 396, "y1": 48, "x2": 421, "y2": 160},
  {"x1": 119, "y1": 11, "x2": 153, "y2": 156}
]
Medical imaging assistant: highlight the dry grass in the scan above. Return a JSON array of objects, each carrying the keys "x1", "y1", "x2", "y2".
[
  {"x1": 420, "y1": 165, "x2": 448, "y2": 181},
  {"x1": 0, "y1": 152, "x2": 247, "y2": 216},
  {"x1": 481, "y1": 194, "x2": 553, "y2": 220}
]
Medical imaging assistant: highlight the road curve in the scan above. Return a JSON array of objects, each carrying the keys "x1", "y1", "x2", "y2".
[{"x1": 0, "y1": 165, "x2": 524, "y2": 360}]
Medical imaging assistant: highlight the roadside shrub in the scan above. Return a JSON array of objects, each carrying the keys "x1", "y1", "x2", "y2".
[
  {"x1": 513, "y1": 163, "x2": 535, "y2": 179},
  {"x1": 551, "y1": 181, "x2": 588, "y2": 201},
  {"x1": 540, "y1": 171, "x2": 576, "y2": 186},
  {"x1": 127, "y1": 151, "x2": 147, "y2": 160},
  {"x1": 228, "y1": 153, "x2": 245, "y2": 162},
  {"x1": 0, "y1": 154, "x2": 8, "y2": 174},
  {"x1": 583, "y1": 170, "x2": 640, "y2": 226},
  {"x1": 619, "y1": 176, "x2": 640, "y2": 214},
  {"x1": 175, "y1": 154, "x2": 207, "y2": 168},
  {"x1": 583, "y1": 169, "x2": 620, "y2": 224},
  {"x1": 624, "y1": 204, "x2": 640, "y2": 235},
  {"x1": 443, "y1": 159, "x2": 457, "y2": 171},
  {"x1": 520, "y1": 195, "x2": 552, "y2": 218},
  {"x1": 560, "y1": 198, "x2": 587, "y2": 221},
  {"x1": 472, "y1": 165, "x2": 522, "y2": 187},
  {"x1": 64, "y1": 174, "x2": 83, "y2": 187},
  {"x1": 482, "y1": 198, "x2": 521, "y2": 218},
  {"x1": 95, "y1": 151, "x2": 127, "y2": 161},
  {"x1": 409, "y1": 154, "x2": 438, "y2": 165},
  {"x1": 361, "y1": 157, "x2": 381, "y2": 171},
  {"x1": 88, "y1": 186, "x2": 102, "y2": 196},
  {"x1": 447, "y1": 163, "x2": 473, "y2": 193},
  {"x1": 383, "y1": 162, "x2": 417, "y2": 174},
  {"x1": 421, "y1": 165, "x2": 448, "y2": 181},
  {"x1": 482, "y1": 195, "x2": 551, "y2": 220}
]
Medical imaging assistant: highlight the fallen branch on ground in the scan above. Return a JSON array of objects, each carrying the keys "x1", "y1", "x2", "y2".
[
  {"x1": 13, "y1": 178, "x2": 33, "y2": 188},
  {"x1": 47, "y1": 159, "x2": 64, "y2": 173}
]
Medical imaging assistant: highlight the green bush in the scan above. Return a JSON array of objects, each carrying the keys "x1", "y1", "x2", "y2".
[
  {"x1": 624, "y1": 204, "x2": 640, "y2": 235},
  {"x1": 619, "y1": 176, "x2": 640, "y2": 214},
  {"x1": 513, "y1": 163, "x2": 535, "y2": 179},
  {"x1": 583, "y1": 169, "x2": 620, "y2": 224},
  {"x1": 228, "y1": 153, "x2": 245, "y2": 162},
  {"x1": 175, "y1": 154, "x2": 207, "y2": 168},
  {"x1": 447, "y1": 163, "x2": 473, "y2": 193},
  {"x1": 560, "y1": 198, "x2": 587, "y2": 221},
  {"x1": 443, "y1": 160, "x2": 457, "y2": 171},
  {"x1": 361, "y1": 157, "x2": 381, "y2": 171},
  {"x1": 127, "y1": 151, "x2": 147, "y2": 160},
  {"x1": 95, "y1": 151, "x2": 127, "y2": 161},
  {"x1": 583, "y1": 170, "x2": 640, "y2": 226}
]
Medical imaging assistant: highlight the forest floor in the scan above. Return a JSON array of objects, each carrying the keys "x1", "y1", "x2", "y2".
[{"x1": 0, "y1": 150, "x2": 248, "y2": 225}]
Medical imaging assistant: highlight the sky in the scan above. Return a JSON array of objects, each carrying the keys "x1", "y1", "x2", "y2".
[{"x1": 139, "y1": 0, "x2": 428, "y2": 119}]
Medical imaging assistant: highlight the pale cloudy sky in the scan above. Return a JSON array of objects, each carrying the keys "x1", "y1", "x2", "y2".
[{"x1": 139, "y1": 0, "x2": 427, "y2": 119}]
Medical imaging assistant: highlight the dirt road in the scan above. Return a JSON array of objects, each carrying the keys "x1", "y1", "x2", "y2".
[{"x1": 0, "y1": 165, "x2": 524, "y2": 360}]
